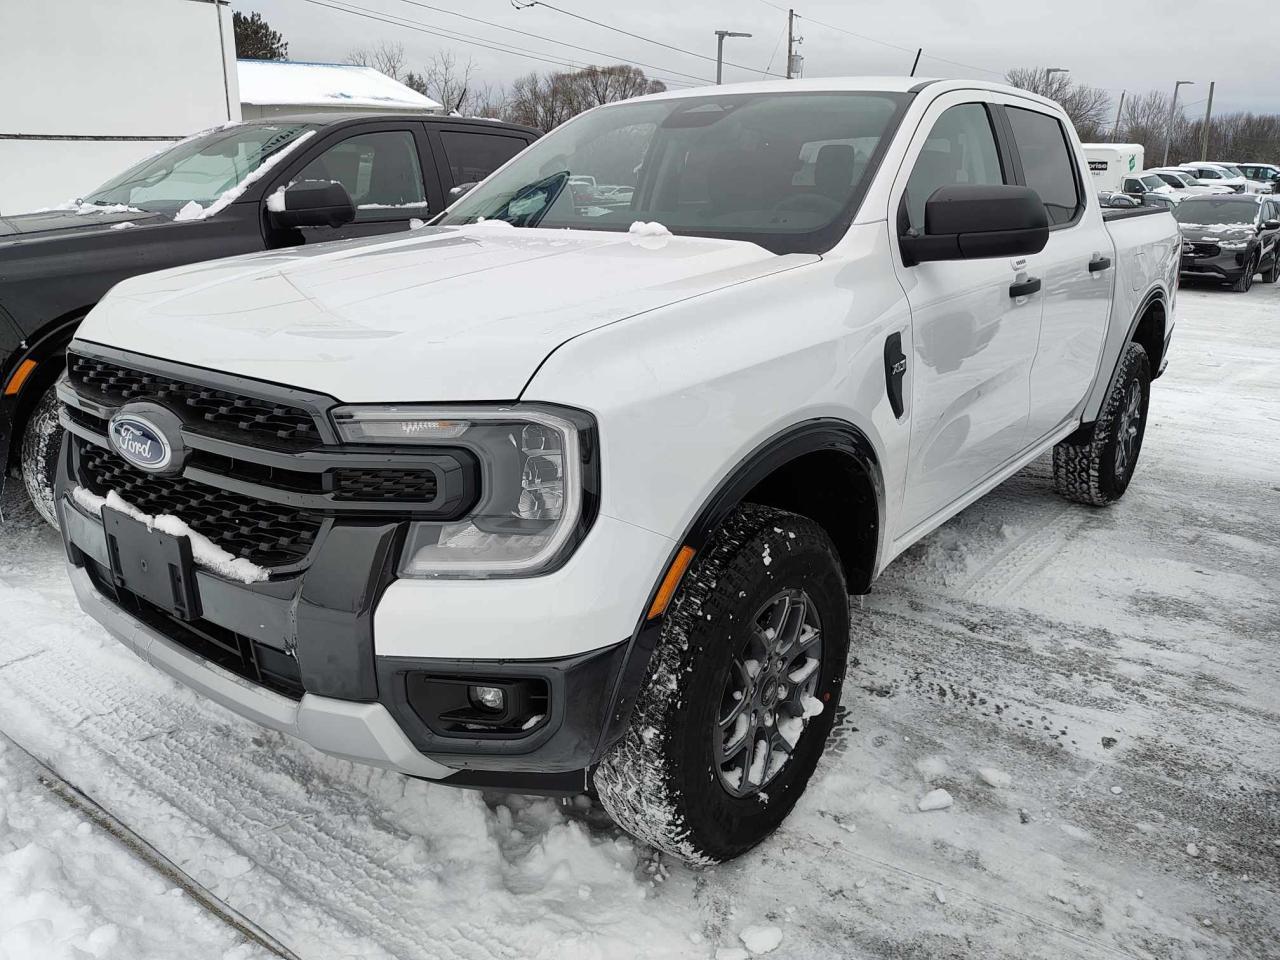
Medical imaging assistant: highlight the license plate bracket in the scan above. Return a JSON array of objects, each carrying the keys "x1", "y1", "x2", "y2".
[{"x1": 103, "y1": 506, "x2": 201, "y2": 621}]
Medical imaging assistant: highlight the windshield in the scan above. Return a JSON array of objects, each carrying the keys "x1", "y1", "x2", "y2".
[
  {"x1": 1220, "y1": 165, "x2": 1247, "y2": 178},
  {"x1": 1141, "y1": 175, "x2": 1166, "y2": 190},
  {"x1": 84, "y1": 123, "x2": 315, "y2": 214},
  {"x1": 437, "y1": 91, "x2": 911, "y2": 254},
  {"x1": 1174, "y1": 198, "x2": 1258, "y2": 226}
]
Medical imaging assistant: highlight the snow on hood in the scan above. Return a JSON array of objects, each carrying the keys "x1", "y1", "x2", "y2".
[
  {"x1": 75, "y1": 225, "x2": 813, "y2": 402},
  {"x1": 1177, "y1": 222, "x2": 1256, "y2": 241}
]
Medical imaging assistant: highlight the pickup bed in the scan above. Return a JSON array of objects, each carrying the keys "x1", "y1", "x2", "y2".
[{"x1": 54, "y1": 78, "x2": 1178, "y2": 864}]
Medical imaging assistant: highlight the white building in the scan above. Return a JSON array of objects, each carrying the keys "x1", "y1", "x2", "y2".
[
  {"x1": 0, "y1": 0, "x2": 239, "y2": 214},
  {"x1": 237, "y1": 60, "x2": 443, "y2": 120}
]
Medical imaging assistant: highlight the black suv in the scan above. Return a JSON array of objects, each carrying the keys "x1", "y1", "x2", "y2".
[
  {"x1": 1174, "y1": 194, "x2": 1280, "y2": 292},
  {"x1": 0, "y1": 113, "x2": 538, "y2": 522}
]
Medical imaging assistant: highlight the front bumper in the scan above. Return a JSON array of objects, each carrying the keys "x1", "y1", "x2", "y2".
[
  {"x1": 59, "y1": 482, "x2": 658, "y2": 792},
  {"x1": 1179, "y1": 250, "x2": 1252, "y2": 282}
]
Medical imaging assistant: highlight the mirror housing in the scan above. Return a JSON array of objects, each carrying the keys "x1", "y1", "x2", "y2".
[
  {"x1": 268, "y1": 180, "x2": 355, "y2": 229},
  {"x1": 1263, "y1": 218, "x2": 1280, "y2": 231},
  {"x1": 448, "y1": 181, "x2": 479, "y2": 200},
  {"x1": 900, "y1": 184, "x2": 1049, "y2": 265}
]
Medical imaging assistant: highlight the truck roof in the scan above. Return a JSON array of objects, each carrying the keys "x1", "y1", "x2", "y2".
[
  {"x1": 630, "y1": 76, "x2": 1062, "y2": 110},
  {"x1": 226, "y1": 112, "x2": 540, "y2": 137}
]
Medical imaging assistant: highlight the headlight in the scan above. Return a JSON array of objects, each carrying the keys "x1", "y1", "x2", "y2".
[{"x1": 331, "y1": 404, "x2": 597, "y2": 578}]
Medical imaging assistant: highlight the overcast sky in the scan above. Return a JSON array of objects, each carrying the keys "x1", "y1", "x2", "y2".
[{"x1": 239, "y1": 0, "x2": 1277, "y2": 116}]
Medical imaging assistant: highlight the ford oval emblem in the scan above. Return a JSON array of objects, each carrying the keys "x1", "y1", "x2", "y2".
[{"x1": 108, "y1": 414, "x2": 173, "y2": 472}]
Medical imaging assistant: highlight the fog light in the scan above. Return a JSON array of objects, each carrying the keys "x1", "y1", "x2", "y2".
[{"x1": 469, "y1": 685, "x2": 506, "y2": 712}]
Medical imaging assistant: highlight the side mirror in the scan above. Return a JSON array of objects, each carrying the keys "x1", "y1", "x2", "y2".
[
  {"x1": 267, "y1": 180, "x2": 355, "y2": 229},
  {"x1": 1264, "y1": 219, "x2": 1280, "y2": 230},
  {"x1": 449, "y1": 181, "x2": 478, "y2": 200},
  {"x1": 900, "y1": 184, "x2": 1049, "y2": 265}
]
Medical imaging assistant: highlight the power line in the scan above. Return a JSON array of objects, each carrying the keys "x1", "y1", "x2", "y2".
[
  {"x1": 293, "y1": 0, "x2": 704, "y2": 87},
  {"x1": 382, "y1": 0, "x2": 713, "y2": 84},
  {"x1": 514, "y1": 1, "x2": 788, "y2": 80}
]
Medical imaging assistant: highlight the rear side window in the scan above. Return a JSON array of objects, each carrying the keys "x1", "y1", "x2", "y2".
[
  {"x1": 1006, "y1": 106, "x2": 1081, "y2": 226},
  {"x1": 903, "y1": 103, "x2": 1006, "y2": 233},
  {"x1": 438, "y1": 131, "x2": 528, "y2": 189}
]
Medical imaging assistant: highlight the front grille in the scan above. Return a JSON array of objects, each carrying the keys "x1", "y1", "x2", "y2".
[
  {"x1": 333, "y1": 468, "x2": 438, "y2": 502},
  {"x1": 79, "y1": 444, "x2": 323, "y2": 568},
  {"x1": 86, "y1": 561, "x2": 303, "y2": 699},
  {"x1": 68, "y1": 354, "x2": 322, "y2": 448},
  {"x1": 1190, "y1": 241, "x2": 1220, "y2": 257}
]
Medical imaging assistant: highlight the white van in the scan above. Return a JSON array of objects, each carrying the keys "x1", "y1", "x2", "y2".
[{"x1": 1083, "y1": 144, "x2": 1145, "y2": 193}]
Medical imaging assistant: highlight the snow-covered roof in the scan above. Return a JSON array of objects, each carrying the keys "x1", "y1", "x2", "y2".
[{"x1": 237, "y1": 59, "x2": 442, "y2": 111}]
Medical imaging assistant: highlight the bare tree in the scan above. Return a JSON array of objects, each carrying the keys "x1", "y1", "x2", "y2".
[
  {"x1": 1006, "y1": 67, "x2": 1111, "y2": 140},
  {"x1": 345, "y1": 41, "x2": 407, "y2": 81},
  {"x1": 506, "y1": 65, "x2": 667, "y2": 131},
  {"x1": 404, "y1": 51, "x2": 478, "y2": 114}
]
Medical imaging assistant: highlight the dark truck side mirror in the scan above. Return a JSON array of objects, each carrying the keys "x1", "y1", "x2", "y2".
[
  {"x1": 268, "y1": 180, "x2": 355, "y2": 229},
  {"x1": 900, "y1": 184, "x2": 1049, "y2": 265}
]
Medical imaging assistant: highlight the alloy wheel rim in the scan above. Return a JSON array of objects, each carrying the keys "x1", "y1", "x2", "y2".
[
  {"x1": 713, "y1": 589, "x2": 824, "y2": 798},
  {"x1": 1114, "y1": 379, "x2": 1143, "y2": 481}
]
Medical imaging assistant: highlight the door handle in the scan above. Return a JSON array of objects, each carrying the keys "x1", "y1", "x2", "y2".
[
  {"x1": 1009, "y1": 276, "x2": 1041, "y2": 298},
  {"x1": 1089, "y1": 255, "x2": 1112, "y2": 272}
]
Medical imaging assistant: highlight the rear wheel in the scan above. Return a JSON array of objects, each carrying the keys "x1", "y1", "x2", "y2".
[
  {"x1": 594, "y1": 503, "x2": 849, "y2": 864},
  {"x1": 1262, "y1": 253, "x2": 1279, "y2": 284},
  {"x1": 20, "y1": 384, "x2": 62, "y2": 528},
  {"x1": 1052, "y1": 342, "x2": 1151, "y2": 506}
]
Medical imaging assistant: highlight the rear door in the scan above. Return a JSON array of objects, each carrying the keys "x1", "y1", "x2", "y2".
[
  {"x1": 426, "y1": 125, "x2": 535, "y2": 203},
  {"x1": 888, "y1": 94, "x2": 1040, "y2": 535},
  {"x1": 1000, "y1": 101, "x2": 1115, "y2": 444}
]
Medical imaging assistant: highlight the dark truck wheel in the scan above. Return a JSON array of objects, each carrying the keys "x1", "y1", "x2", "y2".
[
  {"x1": 21, "y1": 384, "x2": 62, "y2": 528},
  {"x1": 1052, "y1": 341, "x2": 1151, "y2": 507},
  {"x1": 594, "y1": 503, "x2": 849, "y2": 864}
]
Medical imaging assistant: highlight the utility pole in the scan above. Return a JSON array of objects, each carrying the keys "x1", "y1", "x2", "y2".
[
  {"x1": 714, "y1": 30, "x2": 752, "y2": 85},
  {"x1": 1162, "y1": 80, "x2": 1194, "y2": 167},
  {"x1": 785, "y1": 9, "x2": 803, "y2": 79},
  {"x1": 1200, "y1": 81, "x2": 1215, "y2": 161},
  {"x1": 1111, "y1": 90, "x2": 1126, "y2": 142},
  {"x1": 910, "y1": 48, "x2": 922, "y2": 77}
]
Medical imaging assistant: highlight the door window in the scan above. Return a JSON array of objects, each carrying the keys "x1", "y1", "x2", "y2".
[
  {"x1": 438, "y1": 131, "x2": 528, "y2": 190},
  {"x1": 296, "y1": 130, "x2": 428, "y2": 219},
  {"x1": 903, "y1": 104, "x2": 1006, "y2": 233},
  {"x1": 1006, "y1": 106, "x2": 1082, "y2": 226}
]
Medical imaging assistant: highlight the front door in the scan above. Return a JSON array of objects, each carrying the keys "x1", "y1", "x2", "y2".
[{"x1": 889, "y1": 98, "x2": 1041, "y2": 536}]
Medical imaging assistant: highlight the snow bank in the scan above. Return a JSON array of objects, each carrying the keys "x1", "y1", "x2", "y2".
[
  {"x1": 629, "y1": 220, "x2": 672, "y2": 237},
  {"x1": 71, "y1": 487, "x2": 268, "y2": 584},
  {"x1": 172, "y1": 130, "x2": 316, "y2": 222}
]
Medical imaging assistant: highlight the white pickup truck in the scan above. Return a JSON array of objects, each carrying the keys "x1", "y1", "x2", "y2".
[{"x1": 55, "y1": 78, "x2": 1178, "y2": 864}]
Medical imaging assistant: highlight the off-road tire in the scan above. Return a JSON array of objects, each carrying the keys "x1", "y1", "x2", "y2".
[
  {"x1": 1052, "y1": 341, "x2": 1151, "y2": 506},
  {"x1": 1231, "y1": 255, "x2": 1257, "y2": 292},
  {"x1": 21, "y1": 384, "x2": 62, "y2": 528},
  {"x1": 594, "y1": 503, "x2": 849, "y2": 864}
]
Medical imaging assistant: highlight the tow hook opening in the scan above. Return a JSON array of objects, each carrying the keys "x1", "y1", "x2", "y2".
[{"x1": 407, "y1": 674, "x2": 549, "y2": 737}]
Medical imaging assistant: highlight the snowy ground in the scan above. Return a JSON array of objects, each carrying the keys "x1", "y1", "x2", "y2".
[{"x1": 0, "y1": 280, "x2": 1277, "y2": 960}]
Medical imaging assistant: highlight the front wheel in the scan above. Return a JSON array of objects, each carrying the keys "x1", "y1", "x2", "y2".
[
  {"x1": 1052, "y1": 341, "x2": 1151, "y2": 506},
  {"x1": 594, "y1": 503, "x2": 849, "y2": 864},
  {"x1": 1231, "y1": 255, "x2": 1257, "y2": 292},
  {"x1": 21, "y1": 384, "x2": 62, "y2": 528}
]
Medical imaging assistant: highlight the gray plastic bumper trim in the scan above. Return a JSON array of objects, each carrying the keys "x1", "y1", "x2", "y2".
[{"x1": 67, "y1": 563, "x2": 452, "y2": 780}]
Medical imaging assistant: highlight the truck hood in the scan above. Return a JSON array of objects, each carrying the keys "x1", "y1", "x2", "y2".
[
  {"x1": 0, "y1": 207, "x2": 166, "y2": 239},
  {"x1": 1177, "y1": 222, "x2": 1256, "y2": 243},
  {"x1": 76, "y1": 224, "x2": 813, "y2": 402}
]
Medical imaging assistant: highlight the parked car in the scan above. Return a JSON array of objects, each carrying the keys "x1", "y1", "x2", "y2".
[
  {"x1": 1121, "y1": 171, "x2": 1179, "y2": 200},
  {"x1": 1208, "y1": 162, "x2": 1273, "y2": 194},
  {"x1": 1235, "y1": 162, "x2": 1280, "y2": 193},
  {"x1": 54, "y1": 78, "x2": 1179, "y2": 864},
  {"x1": 0, "y1": 113, "x2": 539, "y2": 523},
  {"x1": 1149, "y1": 168, "x2": 1234, "y2": 196},
  {"x1": 1179, "y1": 162, "x2": 1257, "y2": 194},
  {"x1": 1175, "y1": 194, "x2": 1280, "y2": 291}
]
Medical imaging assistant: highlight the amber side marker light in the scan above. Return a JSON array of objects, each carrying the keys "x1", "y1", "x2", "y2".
[
  {"x1": 647, "y1": 545, "x2": 696, "y2": 620},
  {"x1": 3, "y1": 359, "x2": 37, "y2": 397}
]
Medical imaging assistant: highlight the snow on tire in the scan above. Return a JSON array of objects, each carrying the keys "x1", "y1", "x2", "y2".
[
  {"x1": 594, "y1": 503, "x2": 849, "y2": 864},
  {"x1": 1052, "y1": 341, "x2": 1151, "y2": 507},
  {"x1": 21, "y1": 384, "x2": 63, "y2": 528}
]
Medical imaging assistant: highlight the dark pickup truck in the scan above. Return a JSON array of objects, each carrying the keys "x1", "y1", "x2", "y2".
[{"x1": 0, "y1": 112, "x2": 538, "y2": 522}]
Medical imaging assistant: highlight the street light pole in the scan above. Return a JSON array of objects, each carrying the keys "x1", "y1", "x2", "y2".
[
  {"x1": 1162, "y1": 80, "x2": 1194, "y2": 167},
  {"x1": 715, "y1": 30, "x2": 752, "y2": 85}
]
